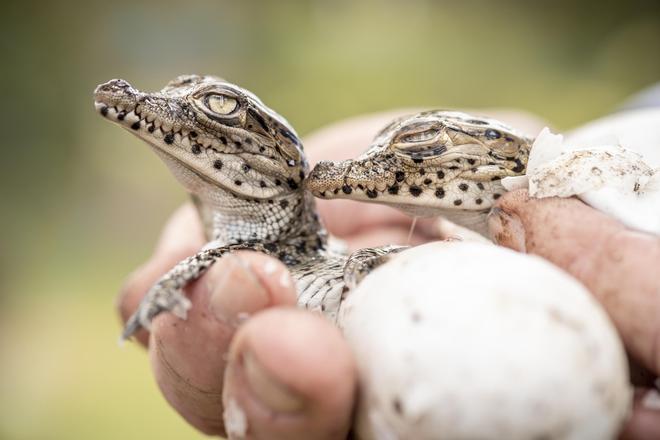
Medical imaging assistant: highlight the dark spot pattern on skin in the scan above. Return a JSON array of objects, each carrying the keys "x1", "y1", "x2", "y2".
[
  {"x1": 435, "y1": 187, "x2": 445, "y2": 198},
  {"x1": 264, "y1": 242, "x2": 278, "y2": 253},
  {"x1": 476, "y1": 198, "x2": 483, "y2": 205},
  {"x1": 467, "y1": 158, "x2": 476, "y2": 165},
  {"x1": 342, "y1": 185, "x2": 352, "y2": 194},
  {"x1": 424, "y1": 178, "x2": 432, "y2": 185},
  {"x1": 280, "y1": 200, "x2": 289, "y2": 209},
  {"x1": 366, "y1": 189, "x2": 378, "y2": 199},
  {"x1": 485, "y1": 129, "x2": 501, "y2": 140},
  {"x1": 333, "y1": 188, "x2": 340, "y2": 194},
  {"x1": 192, "y1": 144, "x2": 202, "y2": 154},
  {"x1": 279, "y1": 128, "x2": 300, "y2": 145},
  {"x1": 419, "y1": 168, "x2": 425, "y2": 175},
  {"x1": 454, "y1": 199, "x2": 462, "y2": 206},
  {"x1": 243, "y1": 164, "x2": 251, "y2": 173},
  {"x1": 395, "y1": 171, "x2": 405, "y2": 182},
  {"x1": 189, "y1": 131, "x2": 198, "y2": 138},
  {"x1": 259, "y1": 181, "x2": 266, "y2": 188},
  {"x1": 409, "y1": 186, "x2": 422, "y2": 197},
  {"x1": 250, "y1": 110, "x2": 270, "y2": 132},
  {"x1": 299, "y1": 170, "x2": 305, "y2": 180},
  {"x1": 287, "y1": 178, "x2": 299, "y2": 190},
  {"x1": 357, "y1": 184, "x2": 364, "y2": 190},
  {"x1": 131, "y1": 121, "x2": 141, "y2": 130},
  {"x1": 234, "y1": 180, "x2": 242, "y2": 186},
  {"x1": 220, "y1": 136, "x2": 227, "y2": 145},
  {"x1": 493, "y1": 193, "x2": 501, "y2": 199},
  {"x1": 448, "y1": 166, "x2": 459, "y2": 170},
  {"x1": 235, "y1": 141, "x2": 242, "y2": 148},
  {"x1": 512, "y1": 159, "x2": 525, "y2": 173},
  {"x1": 437, "y1": 170, "x2": 445, "y2": 179},
  {"x1": 100, "y1": 106, "x2": 109, "y2": 116},
  {"x1": 468, "y1": 119, "x2": 488, "y2": 125},
  {"x1": 387, "y1": 184, "x2": 399, "y2": 195},
  {"x1": 164, "y1": 133, "x2": 175, "y2": 144},
  {"x1": 117, "y1": 111, "x2": 126, "y2": 120},
  {"x1": 213, "y1": 160, "x2": 223, "y2": 170},
  {"x1": 459, "y1": 183, "x2": 469, "y2": 191},
  {"x1": 275, "y1": 179, "x2": 282, "y2": 186},
  {"x1": 491, "y1": 176, "x2": 501, "y2": 181},
  {"x1": 477, "y1": 182, "x2": 484, "y2": 190},
  {"x1": 245, "y1": 138, "x2": 252, "y2": 145},
  {"x1": 412, "y1": 158, "x2": 423, "y2": 164},
  {"x1": 259, "y1": 146, "x2": 265, "y2": 153},
  {"x1": 148, "y1": 125, "x2": 155, "y2": 133}
]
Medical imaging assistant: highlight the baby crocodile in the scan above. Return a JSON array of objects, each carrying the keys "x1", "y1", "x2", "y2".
[
  {"x1": 94, "y1": 75, "x2": 400, "y2": 339},
  {"x1": 307, "y1": 111, "x2": 532, "y2": 235},
  {"x1": 94, "y1": 76, "x2": 530, "y2": 339}
]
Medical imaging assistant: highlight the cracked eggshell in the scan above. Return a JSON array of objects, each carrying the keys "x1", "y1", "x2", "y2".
[
  {"x1": 339, "y1": 242, "x2": 631, "y2": 440},
  {"x1": 502, "y1": 125, "x2": 660, "y2": 236}
]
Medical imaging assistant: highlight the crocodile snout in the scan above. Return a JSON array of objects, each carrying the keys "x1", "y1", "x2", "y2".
[
  {"x1": 306, "y1": 160, "x2": 353, "y2": 194},
  {"x1": 93, "y1": 79, "x2": 140, "y2": 108}
]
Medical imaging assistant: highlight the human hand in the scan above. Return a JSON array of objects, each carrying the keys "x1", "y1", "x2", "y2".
[
  {"x1": 117, "y1": 109, "x2": 547, "y2": 439},
  {"x1": 489, "y1": 190, "x2": 660, "y2": 440}
]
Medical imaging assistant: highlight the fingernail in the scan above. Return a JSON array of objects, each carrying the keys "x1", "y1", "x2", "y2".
[
  {"x1": 209, "y1": 256, "x2": 270, "y2": 325},
  {"x1": 642, "y1": 389, "x2": 660, "y2": 411},
  {"x1": 243, "y1": 350, "x2": 305, "y2": 413},
  {"x1": 487, "y1": 207, "x2": 527, "y2": 251}
]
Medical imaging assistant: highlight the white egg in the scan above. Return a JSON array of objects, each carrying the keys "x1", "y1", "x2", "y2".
[{"x1": 339, "y1": 241, "x2": 631, "y2": 440}]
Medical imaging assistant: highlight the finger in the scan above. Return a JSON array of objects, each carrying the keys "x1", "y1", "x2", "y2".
[
  {"x1": 620, "y1": 389, "x2": 660, "y2": 440},
  {"x1": 149, "y1": 251, "x2": 297, "y2": 435},
  {"x1": 223, "y1": 308, "x2": 356, "y2": 440},
  {"x1": 316, "y1": 199, "x2": 419, "y2": 239},
  {"x1": 490, "y1": 189, "x2": 660, "y2": 375},
  {"x1": 117, "y1": 203, "x2": 206, "y2": 346}
]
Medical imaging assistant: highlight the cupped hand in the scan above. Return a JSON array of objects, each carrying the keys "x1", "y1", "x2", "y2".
[
  {"x1": 490, "y1": 190, "x2": 660, "y2": 440},
  {"x1": 117, "y1": 110, "x2": 547, "y2": 439}
]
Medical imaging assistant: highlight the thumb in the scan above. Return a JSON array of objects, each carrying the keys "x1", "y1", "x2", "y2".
[{"x1": 222, "y1": 308, "x2": 356, "y2": 440}]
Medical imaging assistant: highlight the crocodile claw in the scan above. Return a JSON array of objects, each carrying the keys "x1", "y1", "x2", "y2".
[{"x1": 120, "y1": 287, "x2": 192, "y2": 341}]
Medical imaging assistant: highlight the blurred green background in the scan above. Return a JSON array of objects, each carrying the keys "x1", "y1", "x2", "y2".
[{"x1": 1, "y1": 0, "x2": 659, "y2": 438}]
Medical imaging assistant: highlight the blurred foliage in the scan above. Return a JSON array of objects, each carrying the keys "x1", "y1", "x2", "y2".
[{"x1": 0, "y1": 0, "x2": 658, "y2": 438}]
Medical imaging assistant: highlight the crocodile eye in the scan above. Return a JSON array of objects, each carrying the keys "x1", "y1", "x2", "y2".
[
  {"x1": 400, "y1": 128, "x2": 440, "y2": 143},
  {"x1": 205, "y1": 94, "x2": 238, "y2": 115}
]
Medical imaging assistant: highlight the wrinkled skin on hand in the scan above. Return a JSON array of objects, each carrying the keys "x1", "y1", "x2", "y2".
[
  {"x1": 490, "y1": 190, "x2": 660, "y2": 440},
  {"x1": 118, "y1": 110, "x2": 659, "y2": 439}
]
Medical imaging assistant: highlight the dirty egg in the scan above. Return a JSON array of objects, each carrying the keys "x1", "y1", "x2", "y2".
[{"x1": 339, "y1": 242, "x2": 631, "y2": 440}]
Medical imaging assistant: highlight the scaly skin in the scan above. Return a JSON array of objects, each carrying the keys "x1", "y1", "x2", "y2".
[
  {"x1": 94, "y1": 75, "x2": 403, "y2": 340},
  {"x1": 307, "y1": 110, "x2": 533, "y2": 235}
]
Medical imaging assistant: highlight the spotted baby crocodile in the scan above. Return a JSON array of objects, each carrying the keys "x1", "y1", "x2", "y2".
[
  {"x1": 94, "y1": 76, "x2": 530, "y2": 339},
  {"x1": 307, "y1": 111, "x2": 533, "y2": 235}
]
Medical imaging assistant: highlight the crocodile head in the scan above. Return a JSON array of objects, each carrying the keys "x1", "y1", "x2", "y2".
[
  {"x1": 94, "y1": 75, "x2": 314, "y2": 242},
  {"x1": 307, "y1": 110, "x2": 532, "y2": 221},
  {"x1": 94, "y1": 75, "x2": 307, "y2": 200}
]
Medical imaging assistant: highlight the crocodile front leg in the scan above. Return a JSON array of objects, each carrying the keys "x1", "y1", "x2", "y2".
[
  {"x1": 122, "y1": 243, "x2": 268, "y2": 340},
  {"x1": 343, "y1": 245, "x2": 408, "y2": 289}
]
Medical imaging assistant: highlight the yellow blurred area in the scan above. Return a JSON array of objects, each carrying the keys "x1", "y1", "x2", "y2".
[{"x1": 1, "y1": 0, "x2": 659, "y2": 438}]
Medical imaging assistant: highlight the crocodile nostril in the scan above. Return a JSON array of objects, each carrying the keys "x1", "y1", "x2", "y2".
[{"x1": 94, "y1": 79, "x2": 136, "y2": 96}]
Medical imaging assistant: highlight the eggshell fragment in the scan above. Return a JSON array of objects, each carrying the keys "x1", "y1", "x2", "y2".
[{"x1": 339, "y1": 242, "x2": 631, "y2": 440}]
